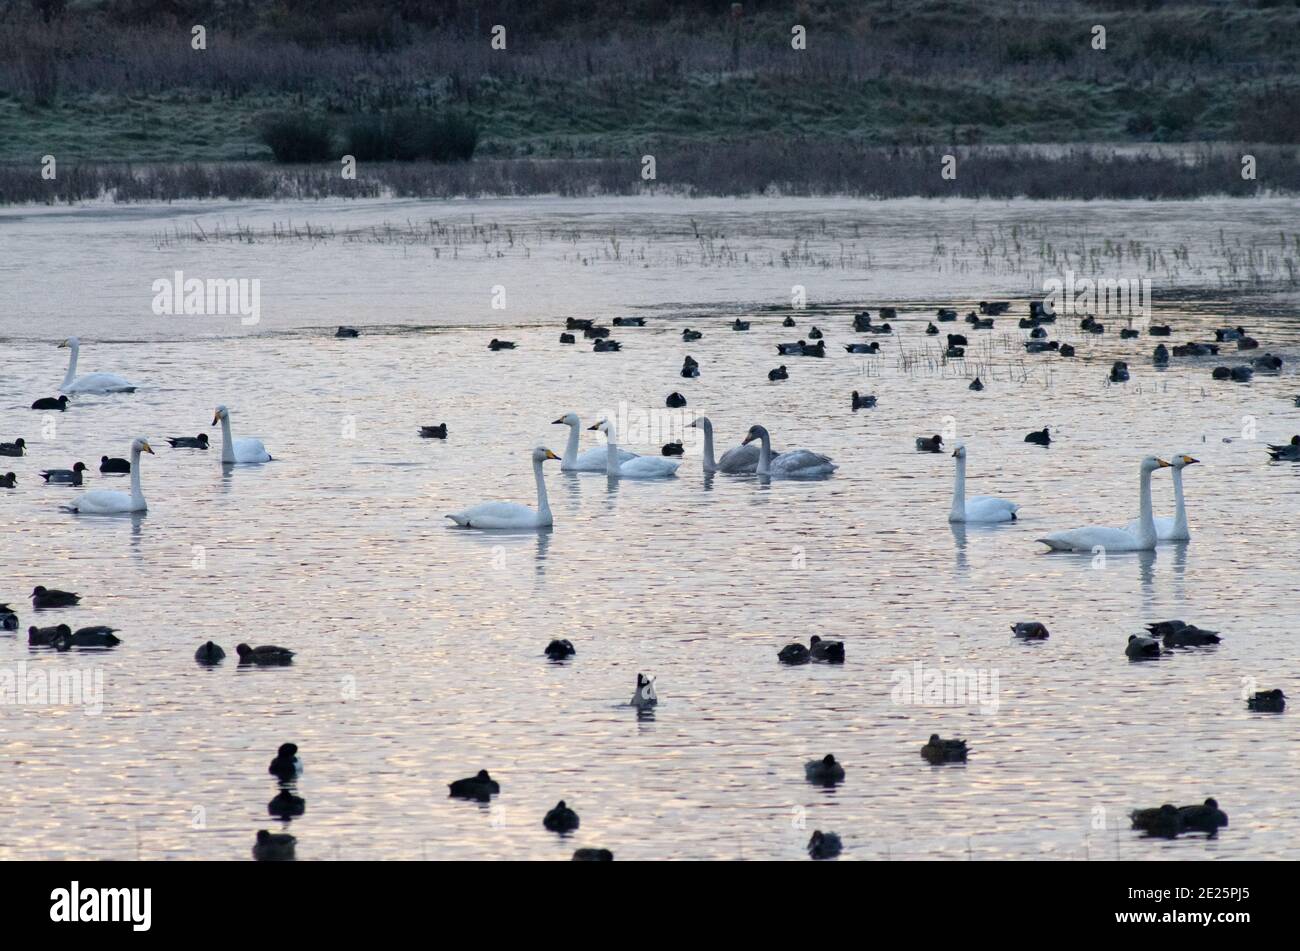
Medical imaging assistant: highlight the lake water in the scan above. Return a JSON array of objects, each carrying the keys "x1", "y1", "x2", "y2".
[{"x1": 0, "y1": 195, "x2": 1298, "y2": 860}]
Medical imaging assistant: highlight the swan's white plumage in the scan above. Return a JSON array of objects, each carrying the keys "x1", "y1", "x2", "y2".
[
  {"x1": 690, "y1": 416, "x2": 778, "y2": 473},
  {"x1": 552, "y1": 413, "x2": 636, "y2": 471},
  {"x1": 63, "y1": 438, "x2": 153, "y2": 514},
  {"x1": 1123, "y1": 453, "x2": 1196, "y2": 542},
  {"x1": 58, "y1": 337, "x2": 137, "y2": 394},
  {"x1": 1038, "y1": 456, "x2": 1171, "y2": 552},
  {"x1": 591, "y1": 421, "x2": 679, "y2": 479},
  {"x1": 446, "y1": 447, "x2": 560, "y2": 529},
  {"x1": 213, "y1": 405, "x2": 272, "y2": 463},
  {"x1": 742, "y1": 425, "x2": 835, "y2": 478},
  {"x1": 949, "y1": 444, "x2": 1018, "y2": 523}
]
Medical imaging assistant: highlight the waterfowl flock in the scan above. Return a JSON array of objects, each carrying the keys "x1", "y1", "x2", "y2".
[{"x1": 5, "y1": 294, "x2": 1296, "y2": 861}]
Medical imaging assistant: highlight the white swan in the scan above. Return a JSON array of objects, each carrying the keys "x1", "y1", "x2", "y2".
[
  {"x1": 446, "y1": 447, "x2": 560, "y2": 529},
  {"x1": 62, "y1": 438, "x2": 153, "y2": 514},
  {"x1": 1038, "y1": 456, "x2": 1171, "y2": 552},
  {"x1": 212, "y1": 405, "x2": 272, "y2": 463},
  {"x1": 551, "y1": 412, "x2": 637, "y2": 471},
  {"x1": 1124, "y1": 453, "x2": 1197, "y2": 541},
  {"x1": 741, "y1": 425, "x2": 836, "y2": 478},
  {"x1": 589, "y1": 421, "x2": 679, "y2": 478},
  {"x1": 949, "y1": 444, "x2": 1018, "y2": 523},
  {"x1": 687, "y1": 416, "x2": 778, "y2": 473},
  {"x1": 58, "y1": 337, "x2": 137, "y2": 394}
]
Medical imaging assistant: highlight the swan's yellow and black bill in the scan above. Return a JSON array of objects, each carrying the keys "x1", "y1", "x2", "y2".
[
  {"x1": 57, "y1": 339, "x2": 69, "y2": 348},
  {"x1": 211, "y1": 412, "x2": 220, "y2": 425},
  {"x1": 544, "y1": 450, "x2": 560, "y2": 460},
  {"x1": 551, "y1": 417, "x2": 565, "y2": 424},
  {"x1": 1156, "y1": 458, "x2": 1172, "y2": 467},
  {"x1": 1182, "y1": 455, "x2": 1200, "y2": 465},
  {"x1": 141, "y1": 441, "x2": 155, "y2": 454},
  {"x1": 587, "y1": 423, "x2": 600, "y2": 430}
]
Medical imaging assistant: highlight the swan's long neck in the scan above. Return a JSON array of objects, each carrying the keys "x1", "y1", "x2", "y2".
[
  {"x1": 1171, "y1": 466, "x2": 1188, "y2": 537},
  {"x1": 533, "y1": 455, "x2": 551, "y2": 519},
  {"x1": 950, "y1": 454, "x2": 967, "y2": 521},
  {"x1": 219, "y1": 414, "x2": 235, "y2": 463},
  {"x1": 698, "y1": 419, "x2": 717, "y2": 472},
  {"x1": 129, "y1": 447, "x2": 145, "y2": 506},
  {"x1": 61, "y1": 343, "x2": 79, "y2": 389},
  {"x1": 1136, "y1": 465, "x2": 1157, "y2": 545},
  {"x1": 562, "y1": 422, "x2": 581, "y2": 467},
  {"x1": 604, "y1": 426, "x2": 620, "y2": 476},
  {"x1": 755, "y1": 429, "x2": 772, "y2": 475}
]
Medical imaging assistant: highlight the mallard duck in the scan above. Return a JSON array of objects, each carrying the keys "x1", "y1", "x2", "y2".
[
  {"x1": 40, "y1": 462, "x2": 87, "y2": 485},
  {"x1": 1247, "y1": 689, "x2": 1286, "y2": 713},
  {"x1": 269, "y1": 743, "x2": 302, "y2": 780},
  {"x1": 1266, "y1": 436, "x2": 1300, "y2": 461},
  {"x1": 32, "y1": 585, "x2": 79, "y2": 609},
  {"x1": 167, "y1": 433, "x2": 209, "y2": 449},
  {"x1": 777, "y1": 341, "x2": 805, "y2": 355},
  {"x1": 448, "y1": 769, "x2": 500, "y2": 801},
  {"x1": 236, "y1": 643, "x2": 294, "y2": 665},
  {"x1": 544, "y1": 638, "x2": 576, "y2": 659},
  {"x1": 921, "y1": 734, "x2": 967, "y2": 764},
  {"x1": 543, "y1": 800, "x2": 580, "y2": 832},
  {"x1": 252, "y1": 829, "x2": 296, "y2": 861},
  {"x1": 809, "y1": 635, "x2": 844, "y2": 663},
  {"x1": 807, "y1": 830, "x2": 842, "y2": 860},
  {"x1": 194, "y1": 641, "x2": 226, "y2": 664},
  {"x1": 804, "y1": 754, "x2": 845, "y2": 785},
  {"x1": 31, "y1": 395, "x2": 68, "y2": 411},
  {"x1": 1011, "y1": 622, "x2": 1049, "y2": 639},
  {"x1": 844, "y1": 342, "x2": 879, "y2": 354}
]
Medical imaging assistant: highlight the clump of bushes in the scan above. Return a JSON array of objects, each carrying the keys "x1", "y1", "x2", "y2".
[
  {"x1": 256, "y1": 112, "x2": 334, "y2": 163},
  {"x1": 343, "y1": 111, "x2": 479, "y2": 162}
]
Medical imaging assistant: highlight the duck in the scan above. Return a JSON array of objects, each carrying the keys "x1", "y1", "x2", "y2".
[
  {"x1": 969, "y1": 377, "x2": 984, "y2": 391},
  {"x1": 936, "y1": 308, "x2": 958, "y2": 321},
  {"x1": 167, "y1": 433, "x2": 209, "y2": 449},
  {"x1": 1149, "y1": 324, "x2": 1171, "y2": 336},
  {"x1": 1024, "y1": 427, "x2": 1052, "y2": 447},
  {"x1": 1252, "y1": 353, "x2": 1283, "y2": 372},
  {"x1": 252, "y1": 829, "x2": 296, "y2": 861},
  {"x1": 948, "y1": 444, "x2": 1018, "y2": 523},
  {"x1": 629, "y1": 673, "x2": 658, "y2": 708},
  {"x1": 851, "y1": 391, "x2": 877, "y2": 409},
  {"x1": 1237, "y1": 336, "x2": 1260, "y2": 350},
  {"x1": 947, "y1": 333, "x2": 968, "y2": 347},
  {"x1": 945, "y1": 345, "x2": 965, "y2": 358},
  {"x1": 804, "y1": 754, "x2": 846, "y2": 785},
  {"x1": 970, "y1": 316, "x2": 994, "y2": 329},
  {"x1": 741, "y1": 425, "x2": 835, "y2": 477},
  {"x1": 419, "y1": 423, "x2": 448, "y2": 439},
  {"x1": 661, "y1": 441, "x2": 684, "y2": 456},
  {"x1": 808, "y1": 326, "x2": 823, "y2": 340},
  {"x1": 1011, "y1": 622, "x2": 1050, "y2": 639},
  {"x1": 572, "y1": 848, "x2": 614, "y2": 861},
  {"x1": 1266, "y1": 435, "x2": 1300, "y2": 461},
  {"x1": 1173, "y1": 342, "x2": 1219, "y2": 357},
  {"x1": 1153, "y1": 344, "x2": 1170, "y2": 365},
  {"x1": 582, "y1": 326, "x2": 610, "y2": 339},
  {"x1": 194, "y1": 641, "x2": 226, "y2": 664},
  {"x1": 921, "y1": 735, "x2": 967, "y2": 764},
  {"x1": 681, "y1": 328, "x2": 702, "y2": 341},
  {"x1": 731, "y1": 319, "x2": 750, "y2": 331},
  {"x1": 1212, "y1": 366, "x2": 1232, "y2": 380},
  {"x1": 612, "y1": 316, "x2": 645, "y2": 326},
  {"x1": 0, "y1": 473, "x2": 14, "y2": 488},
  {"x1": 1231, "y1": 365, "x2": 1253, "y2": 382},
  {"x1": 1177, "y1": 798, "x2": 1228, "y2": 834},
  {"x1": 665, "y1": 392, "x2": 686, "y2": 408},
  {"x1": 925, "y1": 322, "x2": 939, "y2": 335},
  {"x1": 565, "y1": 318, "x2": 593, "y2": 330},
  {"x1": 681, "y1": 359, "x2": 700, "y2": 378},
  {"x1": 807, "y1": 830, "x2": 842, "y2": 860},
  {"x1": 844, "y1": 342, "x2": 879, "y2": 354},
  {"x1": 544, "y1": 638, "x2": 575, "y2": 659},
  {"x1": 0, "y1": 605, "x2": 16, "y2": 630},
  {"x1": 799, "y1": 340, "x2": 827, "y2": 356},
  {"x1": 768, "y1": 365, "x2": 788, "y2": 381},
  {"x1": 40, "y1": 462, "x2": 87, "y2": 485},
  {"x1": 0, "y1": 438, "x2": 26, "y2": 457},
  {"x1": 592, "y1": 339, "x2": 621, "y2": 352},
  {"x1": 269, "y1": 743, "x2": 302, "y2": 780},
  {"x1": 1029, "y1": 326, "x2": 1047, "y2": 339},
  {"x1": 1130, "y1": 804, "x2": 1183, "y2": 838},
  {"x1": 559, "y1": 332, "x2": 575, "y2": 344},
  {"x1": 31, "y1": 395, "x2": 68, "y2": 411},
  {"x1": 335, "y1": 326, "x2": 360, "y2": 338},
  {"x1": 782, "y1": 316, "x2": 796, "y2": 327},
  {"x1": 809, "y1": 635, "x2": 845, "y2": 663},
  {"x1": 488, "y1": 338, "x2": 516, "y2": 350},
  {"x1": 543, "y1": 800, "x2": 580, "y2": 833},
  {"x1": 1125, "y1": 634, "x2": 1162, "y2": 659},
  {"x1": 1215, "y1": 325, "x2": 1247, "y2": 342},
  {"x1": 28, "y1": 623, "x2": 70, "y2": 646},
  {"x1": 236, "y1": 643, "x2": 295, "y2": 665},
  {"x1": 777, "y1": 340, "x2": 806, "y2": 355},
  {"x1": 100, "y1": 455, "x2": 130, "y2": 474},
  {"x1": 32, "y1": 586, "x2": 79, "y2": 609},
  {"x1": 979, "y1": 301, "x2": 1010, "y2": 315},
  {"x1": 268, "y1": 789, "x2": 306, "y2": 819},
  {"x1": 879, "y1": 307, "x2": 897, "y2": 320},
  {"x1": 777, "y1": 642, "x2": 810, "y2": 664},
  {"x1": 588, "y1": 421, "x2": 679, "y2": 478},
  {"x1": 1109, "y1": 361, "x2": 1130, "y2": 383},
  {"x1": 1149, "y1": 620, "x2": 1220, "y2": 648},
  {"x1": 448, "y1": 769, "x2": 500, "y2": 801},
  {"x1": 58, "y1": 626, "x2": 121, "y2": 647},
  {"x1": 1119, "y1": 328, "x2": 1139, "y2": 340},
  {"x1": 916, "y1": 434, "x2": 944, "y2": 453},
  {"x1": 1058, "y1": 343, "x2": 1076, "y2": 357},
  {"x1": 1247, "y1": 689, "x2": 1286, "y2": 713}
]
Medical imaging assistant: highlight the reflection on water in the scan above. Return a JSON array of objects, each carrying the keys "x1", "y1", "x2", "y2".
[{"x1": 1, "y1": 198, "x2": 1298, "y2": 860}]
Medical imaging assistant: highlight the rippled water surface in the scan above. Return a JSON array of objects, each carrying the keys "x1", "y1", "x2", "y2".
[{"x1": 1, "y1": 196, "x2": 1298, "y2": 860}]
